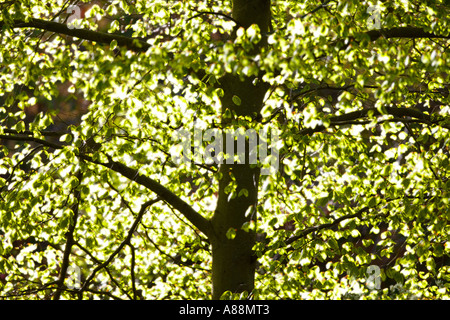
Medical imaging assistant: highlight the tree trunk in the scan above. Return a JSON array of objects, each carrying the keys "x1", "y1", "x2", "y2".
[{"x1": 210, "y1": 0, "x2": 271, "y2": 300}]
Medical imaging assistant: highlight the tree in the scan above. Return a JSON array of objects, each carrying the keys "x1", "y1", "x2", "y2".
[{"x1": 0, "y1": 0, "x2": 449, "y2": 300}]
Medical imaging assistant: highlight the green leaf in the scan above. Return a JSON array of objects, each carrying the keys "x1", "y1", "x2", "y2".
[
  {"x1": 60, "y1": 134, "x2": 72, "y2": 143},
  {"x1": 226, "y1": 228, "x2": 237, "y2": 240},
  {"x1": 110, "y1": 39, "x2": 118, "y2": 50},
  {"x1": 232, "y1": 95, "x2": 242, "y2": 106},
  {"x1": 238, "y1": 188, "x2": 249, "y2": 197}
]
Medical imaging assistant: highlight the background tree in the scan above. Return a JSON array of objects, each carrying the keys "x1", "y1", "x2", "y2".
[{"x1": 0, "y1": 0, "x2": 449, "y2": 300}]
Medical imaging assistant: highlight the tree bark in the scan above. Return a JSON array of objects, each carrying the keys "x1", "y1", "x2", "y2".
[{"x1": 209, "y1": 0, "x2": 271, "y2": 299}]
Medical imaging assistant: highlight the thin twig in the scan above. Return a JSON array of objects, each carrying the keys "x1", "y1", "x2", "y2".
[
  {"x1": 78, "y1": 197, "x2": 161, "y2": 295},
  {"x1": 128, "y1": 243, "x2": 137, "y2": 300},
  {"x1": 53, "y1": 169, "x2": 83, "y2": 300},
  {"x1": 189, "y1": 9, "x2": 241, "y2": 27}
]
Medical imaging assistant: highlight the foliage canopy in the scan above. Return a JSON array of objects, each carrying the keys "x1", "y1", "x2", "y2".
[{"x1": 0, "y1": 0, "x2": 449, "y2": 300}]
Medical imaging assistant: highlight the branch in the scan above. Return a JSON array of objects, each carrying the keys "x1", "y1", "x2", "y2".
[
  {"x1": 325, "y1": 26, "x2": 450, "y2": 55},
  {"x1": 0, "y1": 133, "x2": 64, "y2": 149},
  {"x1": 282, "y1": 195, "x2": 432, "y2": 251},
  {"x1": 284, "y1": 206, "x2": 371, "y2": 247},
  {"x1": 79, "y1": 197, "x2": 161, "y2": 295},
  {"x1": 366, "y1": 27, "x2": 450, "y2": 42},
  {"x1": 332, "y1": 106, "x2": 431, "y2": 122},
  {"x1": 1, "y1": 131, "x2": 210, "y2": 234},
  {"x1": 128, "y1": 243, "x2": 138, "y2": 300},
  {"x1": 2, "y1": 128, "x2": 67, "y2": 137},
  {"x1": 0, "y1": 145, "x2": 43, "y2": 193},
  {"x1": 189, "y1": 10, "x2": 241, "y2": 27},
  {"x1": 53, "y1": 169, "x2": 83, "y2": 300},
  {"x1": 298, "y1": 106, "x2": 448, "y2": 136},
  {"x1": 0, "y1": 18, "x2": 150, "y2": 52},
  {"x1": 300, "y1": 0, "x2": 333, "y2": 19},
  {"x1": 0, "y1": 131, "x2": 212, "y2": 237},
  {"x1": 73, "y1": 240, "x2": 133, "y2": 299},
  {"x1": 80, "y1": 154, "x2": 213, "y2": 238}
]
